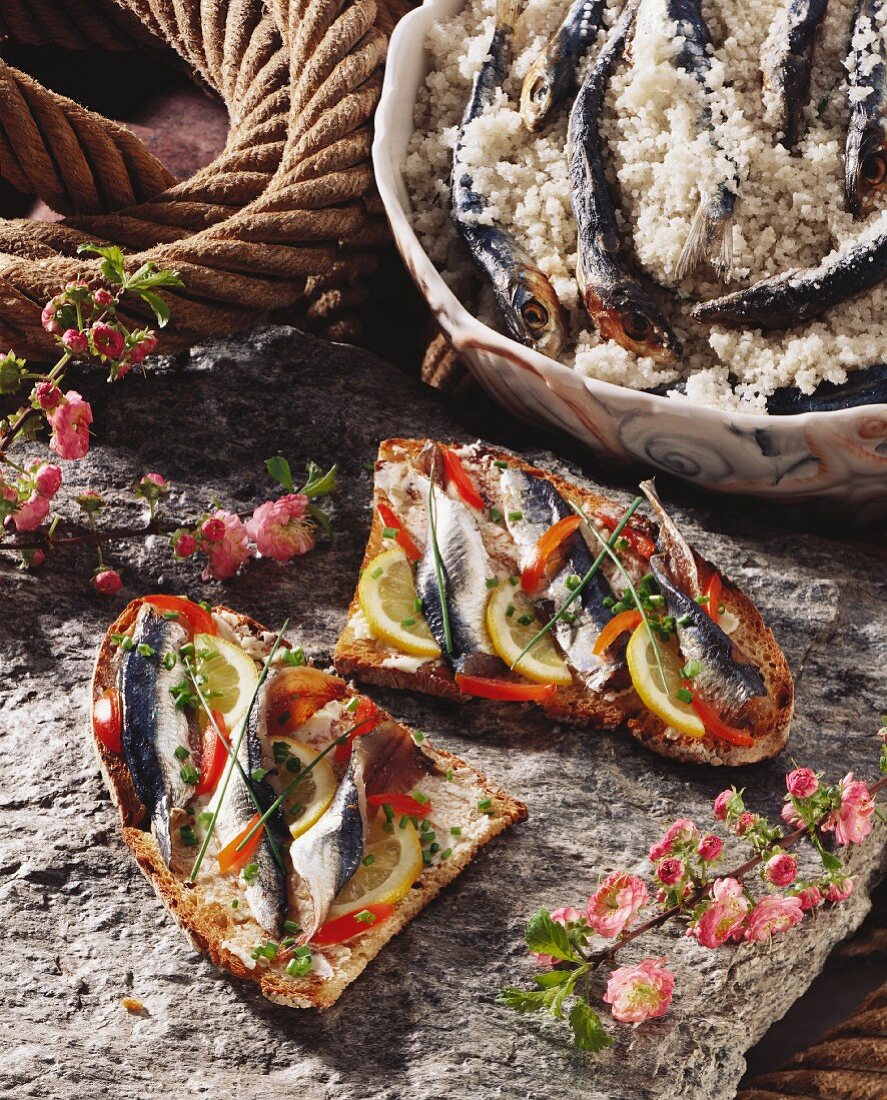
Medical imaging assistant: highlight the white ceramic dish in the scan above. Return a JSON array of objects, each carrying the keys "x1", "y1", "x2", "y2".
[{"x1": 372, "y1": 0, "x2": 887, "y2": 522}]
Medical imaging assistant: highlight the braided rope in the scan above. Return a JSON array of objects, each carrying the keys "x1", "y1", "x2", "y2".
[{"x1": 0, "y1": 0, "x2": 407, "y2": 357}]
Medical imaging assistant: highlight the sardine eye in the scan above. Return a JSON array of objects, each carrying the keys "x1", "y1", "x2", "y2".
[
  {"x1": 621, "y1": 311, "x2": 653, "y2": 343},
  {"x1": 862, "y1": 152, "x2": 887, "y2": 188},
  {"x1": 529, "y1": 77, "x2": 548, "y2": 104},
  {"x1": 521, "y1": 299, "x2": 549, "y2": 332}
]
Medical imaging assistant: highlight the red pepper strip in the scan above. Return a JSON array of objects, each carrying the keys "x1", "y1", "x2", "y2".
[
  {"x1": 217, "y1": 812, "x2": 264, "y2": 875},
  {"x1": 689, "y1": 694, "x2": 755, "y2": 748},
  {"x1": 521, "y1": 514, "x2": 583, "y2": 594},
  {"x1": 597, "y1": 514, "x2": 656, "y2": 560},
  {"x1": 196, "y1": 711, "x2": 229, "y2": 796},
  {"x1": 144, "y1": 594, "x2": 217, "y2": 637},
  {"x1": 378, "y1": 502, "x2": 422, "y2": 562},
  {"x1": 592, "y1": 610, "x2": 643, "y2": 657},
  {"x1": 367, "y1": 793, "x2": 432, "y2": 817},
  {"x1": 311, "y1": 904, "x2": 395, "y2": 946},
  {"x1": 334, "y1": 698, "x2": 381, "y2": 763},
  {"x1": 93, "y1": 687, "x2": 122, "y2": 753},
  {"x1": 455, "y1": 674, "x2": 558, "y2": 702},
  {"x1": 441, "y1": 447, "x2": 485, "y2": 511},
  {"x1": 704, "y1": 573, "x2": 723, "y2": 624}
]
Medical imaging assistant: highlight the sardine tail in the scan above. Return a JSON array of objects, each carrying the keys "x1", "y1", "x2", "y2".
[{"x1": 676, "y1": 195, "x2": 734, "y2": 283}]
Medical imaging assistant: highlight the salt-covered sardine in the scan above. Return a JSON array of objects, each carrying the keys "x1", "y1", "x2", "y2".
[
  {"x1": 691, "y1": 229, "x2": 887, "y2": 327},
  {"x1": 451, "y1": 0, "x2": 568, "y2": 356},
  {"x1": 211, "y1": 679, "x2": 287, "y2": 937},
  {"x1": 767, "y1": 361, "x2": 887, "y2": 411},
  {"x1": 520, "y1": 0, "x2": 607, "y2": 131},
  {"x1": 845, "y1": 0, "x2": 887, "y2": 216},
  {"x1": 650, "y1": 0, "x2": 740, "y2": 281},
  {"x1": 568, "y1": 0, "x2": 683, "y2": 363},
  {"x1": 119, "y1": 604, "x2": 196, "y2": 867},
  {"x1": 761, "y1": 0, "x2": 828, "y2": 149},
  {"x1": 500, "y1": 467, "x2": 620, "y2": 686}
]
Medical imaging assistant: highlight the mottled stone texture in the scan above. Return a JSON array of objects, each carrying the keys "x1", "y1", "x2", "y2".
[{"x1": 1, "y1": 326, "x2": 885, "y2": 1100}]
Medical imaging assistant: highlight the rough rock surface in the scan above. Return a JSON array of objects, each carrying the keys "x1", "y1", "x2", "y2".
[{"x1": 1, "y1": 326, "x2": 885, "y2": 1100}]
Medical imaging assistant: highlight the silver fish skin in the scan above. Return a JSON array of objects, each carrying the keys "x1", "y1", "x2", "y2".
[
  {"x1": 639, "y1": 479, "x2": 700, "y2": 596},
  {"x1": 650, "y1": 0, "x2": 739, "y2": 281},
  {"x1": 416, "y1": 477, "x2": 507, "y2": 677},
  {"x1": 119, "y1": 604, "x2": 195, "y2": 867},
  {"x1": 845, "y1": 0, "x2": 887, "y2": 216},
  {"x1": 568, "y1": 0, "x2": 683, "y2": 363},
  {"x1": 211, "y1": 679, "x2": 287, "y2": 937},
  {"x1": 499, "y1": 467, "x2": 618, "y2": 685},
  {"x1": 451, "y1": 0, "x2": 568, "y2": 357},
  {"x1": 649, "y1": 556, "x2": 768, "y2": 720},
  {"x1": 761, "y1": 0, "x2": 828, "y2": 149},
  {"x1": 520, "y1": 0, "x2": 607, "y2": 131}
]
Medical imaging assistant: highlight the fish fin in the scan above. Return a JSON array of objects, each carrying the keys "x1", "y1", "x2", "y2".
[
  {"x1": 676, "y1": 194, "x2": 734, "y2": 283},
  {"x1": 153, "y1": 794, "x2": 173, "y2": 868},
  {"x1": 496, "y1": 0, "x2": 521, "y2": 30}
]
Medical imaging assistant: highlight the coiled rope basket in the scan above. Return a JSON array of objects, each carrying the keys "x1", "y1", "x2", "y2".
[{"x1": 0, "y1": 0, "x2": 411, "y2": 359}]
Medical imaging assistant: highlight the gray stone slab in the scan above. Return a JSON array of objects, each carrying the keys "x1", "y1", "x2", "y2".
[{"x1": 1, "y1": 325, "x2": 885, "y2": 1100}]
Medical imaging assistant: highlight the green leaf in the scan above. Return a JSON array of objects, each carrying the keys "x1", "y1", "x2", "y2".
[
  {"x1": 534, "y1": 970, "x2": 572, "y2": 989},
  {"x1": 301, "y1": 461, "x2": 338, "y2": 499},
  {"x1": 549, "y1": 968, "x2": 581, "y2": 1019},
  {"x1": 139, "y1": 290, "x2": 170, "y2": 328},
  {"x1": 265, "y1": 455, "x2": 293, "y2": 492},
  {"x1": 308, "y1": 502, "x2": 331, "y2": 536},
  {"x1": 569, "y1": 1000, "x2": 613, "y2": 1053},
  {"x1": 525, "y1": 909, "x2": 582, "y2": 964},
  {"x1": 77, "y1": 243, "x2": 126, "y2": 284},
  {"x1": 129, "y1": 267, "x2": 184, "y2": 291},
  {"x1": 495, "y1": 987, "x2": 553, "y2": 1013}
]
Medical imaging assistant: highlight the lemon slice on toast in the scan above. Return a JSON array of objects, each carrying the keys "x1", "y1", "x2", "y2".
[
  {"x1": 271, "y1": 737, "x2": 337, "y2": 840},
  {"x1": 625, "y1": 624, "x2": 705, "y2": 738},
  {"x1": 358, "y1": 548, "x2": 441, "y2": 658},
  {"x1": 329, "y1": 819, "x2": 424, "y2": 918},
  {"x1": 485, "y1": 581, "x2": 572, "y2": 686},
  {"x1": 193, "y1": 632, "x2": 259, "y2": 733}
]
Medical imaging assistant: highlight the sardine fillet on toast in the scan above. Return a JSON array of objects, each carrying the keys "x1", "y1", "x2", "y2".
[{"x1": 335, "y1": 440, "x2": 794, "y2": 767}]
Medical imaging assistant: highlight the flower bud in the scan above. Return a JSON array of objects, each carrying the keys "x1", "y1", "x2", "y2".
[
  {"x1": 201, "y1": 516, "x2": 226, "y2": 543},
  {"x1": 172, "y1": 531, "x2": 197, "y2": 559},
  {"x1": 713, "y1": 790, "x2": 733, "y2": 821},
  {"x1": 61, "y1": 329, "x2": 90, "y2": 356},
  {"x1": 34, "y1": 381, "x2": 62, "y2": 411},
  {"x1": 656, "y1": 857, "x2": 685, "y2": 885},
  {"x1": 764, "y1": 852, "x2": 797, "y2": 887},
  {"x1": 34, "y1": 463, "x2": 62, "y2": 499},
  {"x1": 90, "y1": 323, "x2": 126, "y2": 360},
  {"x1": 93, "y1": 288, "x2": 114, "y2": 308},
  {"x1": 785, "y1": 767, "x2": 818, "y2": 799},
  {"x1": 697, "y1": 835, "x2": 723, "y2": 862},
  {"x1": 93, "y1": 568, "x2": 123, "y2": 595},
  {"x1": 734, "y1": 811, "x2": 757, "y2": 837}
]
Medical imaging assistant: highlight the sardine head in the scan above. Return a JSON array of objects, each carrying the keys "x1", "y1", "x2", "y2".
[
  {"x1": 846, "y1": 119, "x2": 887, "y2": 217},
  {"x1": 585, "y1": 284, "x2": 682, "y2": 364},
  {"x1": 519, "y1": 62, "x2": 555, "y2": 132},
  {"x1": 505, "y1": 270, "x2": 568, "y2": 358}
]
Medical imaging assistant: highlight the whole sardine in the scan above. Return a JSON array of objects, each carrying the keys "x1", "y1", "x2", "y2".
[
  {"x1": 499, "y1": 467, "x2": 620, "y2": 686},
  {"x1": 451, "y1": 0, "x2": 568, "y2": 356},
  {"x1": 520, "y1": 0, "x2": 607, "y2": 131},
  {"x1": 767, "y1": 361, "x2": 887, "y2": 411},
  {"x1": 119, "y1": 604, "x2": 196, "y2": 867},
  {"x1": 692, "y1": 229, "x2": 887, "y2": 327},
  {"x1": 568, "y1": 0, "x2": 683, "y2": 362},
  {"x1": 761, "y1": 0, "x2": 829, "y2": 149},
  {"x1": 650, "y1": 0, "x2": 739, "y2": 281},
  {"x1": 211, "y1": 678, "x2": 287, "y2": 937},
  {"x1": 845, "y1": 0, "x2": 887, "y2": 216}
]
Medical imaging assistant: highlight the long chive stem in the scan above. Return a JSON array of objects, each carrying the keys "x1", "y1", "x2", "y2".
[
  {"x1": 426, "y1": 456, "x2": 453, "y2": 655},
  {"x1": 187, "y1": 622, "x2": 289, "y2": 882},
  {"x1": 572, "y1": 502, "x2": 670, "y2": 696},
  {"x1": 510, "y1": 497, "x2": 643, "y2": 670}
]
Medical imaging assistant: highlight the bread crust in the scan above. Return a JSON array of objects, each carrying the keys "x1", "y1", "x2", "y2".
[
  {"x1": 334, "y1": 439, "x2": 794, "y2": 766},
  {"x1": 91, "y1": 599, "x2": 527, "y2": 1010}
]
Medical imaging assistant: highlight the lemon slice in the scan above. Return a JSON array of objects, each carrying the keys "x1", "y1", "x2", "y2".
[
  {"x1": 271, "y1": 737, "x2": 337, "y2": 839},
  {"x1": 625, "y1": 624, "x2": 705, "y2": 738},
  {"x1": 358, "y1": 548, "x2": 441, "y2": 659},
  {"x1": 193, "y1": 632, "x2": 259, "y2": 733},
  {"x1": 485, "y1": 580, "x2": 572, "y2": 686},
  {"x1": 328, "y1": 819, "x2": 424, "y2": 918}
]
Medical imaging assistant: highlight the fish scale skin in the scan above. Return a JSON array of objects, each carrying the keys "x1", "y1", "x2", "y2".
[
  {"x1": 761, "y1": 0, "x2": 829, "y2": 148},
  {"x1": 845, "y1": 0, "x2": 887, "y2": 215},
  {"x1": 119, "y1": 605, "x2": 194, "y2": 868}
]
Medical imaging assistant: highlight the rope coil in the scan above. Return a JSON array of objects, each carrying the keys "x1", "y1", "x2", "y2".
[{"x1": 0, "y1": 0, "x2": 400, "y2": 357}]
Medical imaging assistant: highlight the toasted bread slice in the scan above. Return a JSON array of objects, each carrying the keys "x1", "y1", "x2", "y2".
[
  {"x1": 334, "y1": 439, "x2": 794, "y2": 766},
  {"x1": 91, "y1": 599, "x2": 527, "y2": 1010}
]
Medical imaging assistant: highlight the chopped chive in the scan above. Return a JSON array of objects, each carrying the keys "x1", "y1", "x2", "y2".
[
  {"x1": 477, "y1": 798, "x2": 492, "y2": 813},
  {"x1": 485, "y1": 577, "x2": 499, "y2": 589},
  {"x1": 371, "y1": 567, "x2": 383, "y2": 578},
  {"x1": 285, "y1": 757, "x2": 301, "y2": 773},
  {"x1": 517, "y1": 614, "x2": 534, "y2": 626},
  {"x1": 677, "y1": 613, "x2": 692, "y2": 627},
  {"x1": 231, "y1": 899, "x2": 239, "y2": 909},
  {"x1": 399, "y1": 814, "x2": 408, "y2": 829},
  {"x1": 494, "y1": 460, "x2": 508, "y2": 469},
  {"x1": 363, "y1": 854, "x2": 376, "y2": 867},
  {"x1": 411, "y1": 730, "x2": 425, "y2": 744},
  {"x1": 345, "y1": 697, "x2": 360, "y2": 713},
  {"x1": 281, "y1": 646, "x2": 306, "y2": 667},
  {"x1": 506, "y1": 604, "x2": 516, "y2": 618},
  {"x1": 180, "y1": 825, "x2": 199, "y2": 847},
  {"x1": 137, "y1": 643, "x2": 155, "y2": 658},
  {"x1": 566, "y1": 574, "x2": 582, "y2": 591},
  {"x1": 162, "y1": 652, "x2": 177, "y2": 670},
  {"x1": 413, "y1": 597, "x2": 423, "y2": 612},
  {"x1": 422, "y1": 851, "x2": 432, "y2": 866},
  {"x1": 251, "y1": 767, "x2": 268, "y2": 783},
  {"x1": 676, "y1": 687, "x2": 694, "y2": 704},
  {"x1": 174, "y1": 745, "x2": 190, "y2": 761},
  {"x1": 509, "y1": 575, "x2": 519, "y2": 586},
  {"x1": 441, "y1": 848, "x2": 452, "y2": 860},
  {"x1": 198, "y1": 811, "x2": 213, "y2": 828},
  {"x1": 120, "y1": 636, "x2": 135, "y2": 652},
  {"x1": 401, "y1": 617, "x2": 417, "y2": 628},
  {"x1": 381, "y1": 526, "x2": 399, "y2": 539},
  {"x1": 412, "y1": 790, "x2": 429, "y2": 804},
  {"x1": 180, "y1": 764, "x2": 200, "y2": 784},
  {"x1": 450, "y1": 826, "x2": 461, "y2": 836},
  {"x1": 179, "y1": 642, "x2": 195, "y2": 658},
  {"x1": 273, "y1": 741, "x2": 291, "y2": 764},
  {"x1": 680, "y1": 660, "x2": 702, "y2": 680},
  {"x1": 162, "y1": 610, "x2": 180, "y2": 620},
  {"x1": 507, "y1": 511, "x2": 523, "y2": 522},
  {"x1": 286, "y1": 954, "x2": 312, "y2": 978},
  {"x1": 283, "y1": 919, "x2": 300, "y2": 934},
  {"x1": 445, "y1": 769, "x2": 453, "y2": 781},
  {"x1": 695, "y1": 594, "x2": 710, "y2": 606},
  {"x1": 429, "y1": 842, "x2": 440, "y2": 854},
  {"x1": 489, "y1": 507, "x2": 502, "y2": 523},
  {"x1": 242, "y1": 863, "x2": 259, "y2": 884},
  {"x1": 354, "y1": 909, "x2": 377, "y2": 925}
]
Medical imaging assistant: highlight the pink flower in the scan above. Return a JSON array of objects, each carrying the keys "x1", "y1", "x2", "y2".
[
  {"x1": 48, "y1": 390, "x2": 92, "y2": 460},
  {"x1": 93, "y1": 288, "x2": 114, "y2": 308},
  {"x1": 93, "y1": 568, "x2": 122, "y2": 595},
  {"x1": 689, "y1": 877, "x2": 749, "y2": 948},
  {"x1": 532, "y1": 906, "x2": 582, "y2": 967},
  {"x1": 143, "y1": 472, "x2": 167, "y2": 488},
  {"x1": 128, "y1": 333, "x2": 158, "y2": 365},
  {"x1": 34, "y1": 463, "x2": 62, "y2": 499},
  {"x1": 61, "y1": 329, "x2": 89, "y2": 355},
  {"x1": 586, "y1": 872, "x2": 649, "y2": 938},
  {"x1": 201, "y1": 516, "x2": 226, "y2": 543},
  {"x1": 13, "y1": 493, "x2": 50, "y2": 532},
  {"x1": 786, "y1": 768, "x2": 818, "y2": 798},
  {"x1": 795, "y1": 886, "x2": 822, "y2": 911},
  {"x1": 781, "y1": 800, "x2": 804, "y2": 828},
  {"x1": 698, "y1": 835, "x2": 723, "y2": 862},
  {"x1": 603, "y1": 957, "x2": 675, "y2": 1024},
  {"x1": 91, "y1": 323, "x2": 125, "y2": 360},
  {"x1": 735, "y1": 812, "x2": 757, "y2": 836},
  {"x1": 41, "y1": 295, "x2": 66, "y2": 334},
  {"x1": 764, "y1": 853, "x2": 797, "y2": 887},
  {"x1": 172, "y1": 531, "x2": 197, "y2": 558},
  {"x1": 649, "y1": 819, "x2": 697, "y2": 862},
  {"x1": 744, "y1": 895, "x2": 803, "y2": 942},
  {"x1": 823, "y1": 773, "x2": 875, "y2": 846},
  {"x1": 34, "y1": 381, "x2": 62, "y2": 411},
  {"x1": 656, "y1": 858, "x2": 685, "y2": 886},
  {"x1": 201, "y1": 510, "x2": 252, "y2": 581},
  {"x1": 246, "y1": 494, "x2": 315, "y2": 562},
  {"x1": 713, "y1": 790, "x2": 734, "y2": 821},
  {"x1": 25, "y1": 548, "x2": 45, "y2": 569},
  {"x1": 824, "y1": 878, "x2": 853, "y2": 904}
]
